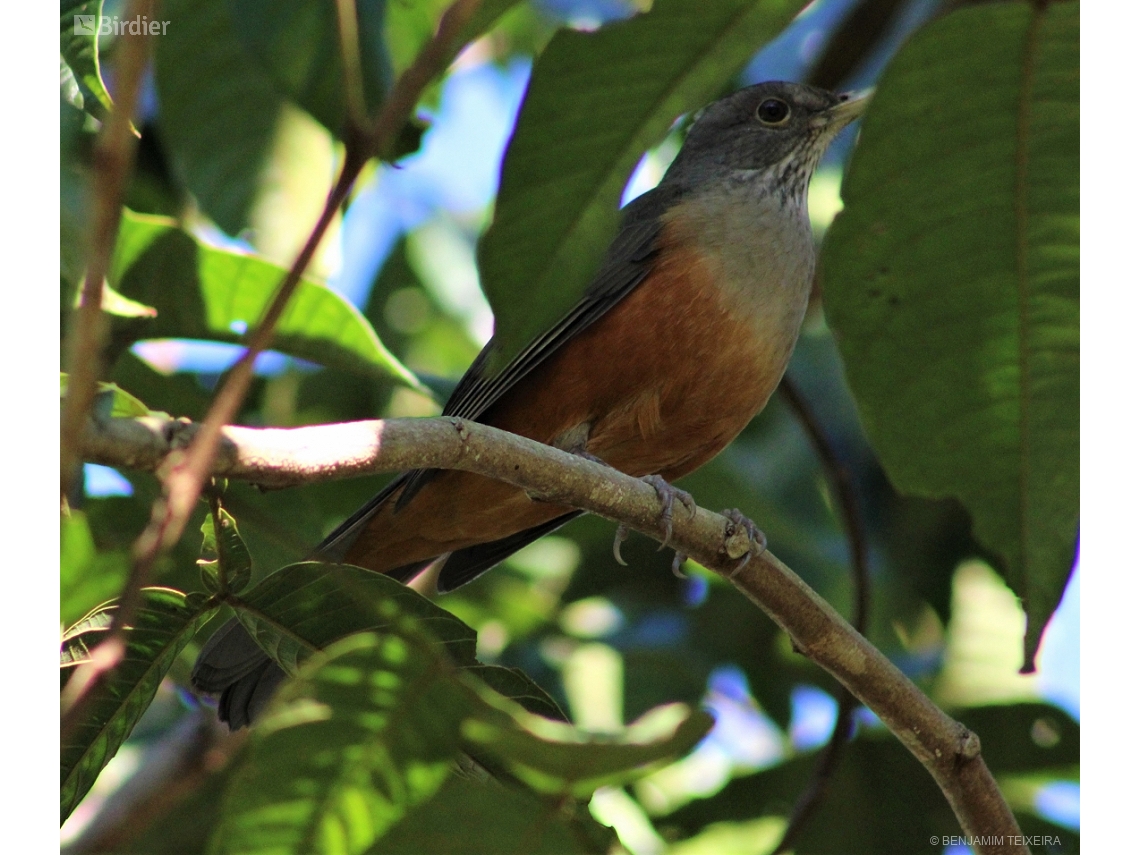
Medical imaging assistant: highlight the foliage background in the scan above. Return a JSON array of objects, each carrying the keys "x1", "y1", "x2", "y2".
[{"x1": 59, "y1": 0, "x2": 1079, "y2": 852}]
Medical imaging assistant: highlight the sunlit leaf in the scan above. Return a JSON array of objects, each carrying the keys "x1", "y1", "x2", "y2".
[
  {"x1": 61, "y1": 373, "x2": 153, "y2": 419},
  {"x1": 821, "y1": 2, "x2": 1078, "y2": 662},
  {"x1": 479, "y1": 0, "x2": 803, "y2": 367},
  {"x1": 110, "y1": 210, "x2": 425, "y2": 390},
  {"x1": 60, "y1": 511, "x2": 129, "y2": 631},
  {"x1": 211, "y1": 631, "x2": 470, "y2": 855},
  {"x1": 60, "y1": 589, "x2": 215, "y2": 822}
]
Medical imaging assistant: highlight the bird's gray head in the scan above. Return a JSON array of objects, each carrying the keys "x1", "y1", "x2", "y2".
[{"x1": 663, "y1": 81, "x2": 870, "y2": 204}]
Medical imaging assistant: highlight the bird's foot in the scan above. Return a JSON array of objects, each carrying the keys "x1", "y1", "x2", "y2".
[
  {"x1": 610, "y1": 475, "x2": 695, "y2": 566},
  {"x1": 643, "y1": 474, "x2": 696, "y2": 550},
  {"x1": 722, "y1": 509, "x2": 767, "y2": 578}
]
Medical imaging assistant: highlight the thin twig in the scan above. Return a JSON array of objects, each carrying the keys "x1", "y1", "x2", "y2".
[
  {"x1": 76, "y1": 412, "x2": 1027, "y2": 854},
  {"x1": 59, "y1": 0, "x2": 157, "y2": 502},
  {"x1": 774, "y1": 377, "x2": 870, "y2": 853}
]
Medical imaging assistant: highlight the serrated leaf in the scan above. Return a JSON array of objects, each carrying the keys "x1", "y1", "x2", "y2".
[
  {"x1": 60, "y1": 1, "x2": 113, "y2": 120},
  {"x1": 478, "y1": 0, "x2": 802, "y2": 368},
  {"x1": 60, "y1": 588, "x2": 216, "y2": 822},
  {"x1": 820, "y1": 2, "x2": 1078, "y2": 662},
  {"x1": 211, "y1": 631, "x2": 470, "y2": 855},
  {"x1": 229, "y1": 562, "x2": 479, "y2": 676},
  {"x1": 109, "y1": 210, "x2": 425, "y2": 390},
  {"x1": 154, "y1": 0, "x2": 286, "y2": 234},
  {"x1": 229, "y1": 0, "x2": 391, "y2": 136},
  {"x1": 463, "y1": 696, "x2": 714, "y2": 797}
]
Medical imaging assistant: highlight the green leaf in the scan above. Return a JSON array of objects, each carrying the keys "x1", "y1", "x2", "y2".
[
  {"x1": 60, "y1": 1, "x2": 113, "y2": 120},
  {"x1": 467, "y1": 664, "x2": 567, "y2": 722},
  {"x1": 60, "y1": 589, "x2": 216, "y2": 822},
  {"x1": 820, "y1": 2, "x2": 1078, "y2": 662},
  {"x1": 463, "y1": 695, "x2": 714, "y2": 797},
  {"x1": 211, "y1": 631, "x2": 470, "y2": 855},
  {"x1": 478, "y1": 0, "x2": 802, "y2": 368},
  {"x1": 229, "y1": 562, "x2": 479, "y2": 676},
  {"x1": 61, "y1": 373, "x2": 153, "y2": 419},
  {"x1": 61, "y1": 512, "x2": 129, "y2": 629},
  {"x1": 154, "y1": 0, "x2": 285, "y2": 235},
  {"x1": 229, "y1": 0, "x2": 391, "y2": 135},
  {"x1": 384, "y1": 1, "x2": 523, "y2": 77},
  {"x1": 375, "y1": 776, "x2": 615, "y2": 855},
  {"x1": 110, "y1": 210, "x2": 425, "y2": 391}
]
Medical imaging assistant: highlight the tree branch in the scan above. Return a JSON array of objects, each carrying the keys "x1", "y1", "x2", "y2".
[{"x1": 80, "y1": 413, "x2": 1025, "y2": 853}]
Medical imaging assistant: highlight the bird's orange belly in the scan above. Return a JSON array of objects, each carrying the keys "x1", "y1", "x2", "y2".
[{"x1": 345, "y1": 231, "x2": 804, "y2": 573}]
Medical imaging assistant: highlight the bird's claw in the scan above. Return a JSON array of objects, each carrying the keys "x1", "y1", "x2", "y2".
[
  {"x1": 643, "y1": 474, "x2": 695, "y2": 550},
  {"x1": 612, "y1": 524, "x2": 629, "y2": 566},
  {"x1": 671, "y1": 551, "x2": 689, "y2": 578},
  {"x1": 722, "y1": 509, "x2": 767, "y2": 578}
]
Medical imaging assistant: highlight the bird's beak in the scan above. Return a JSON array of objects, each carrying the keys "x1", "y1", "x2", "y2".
[{"x1": 825, "y1": 88, "x2": 873, "y2": 129}]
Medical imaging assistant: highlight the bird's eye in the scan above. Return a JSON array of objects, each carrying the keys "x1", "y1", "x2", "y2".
[{"x1": 756, "y1": 98, "x2": 791, "y2": 125}]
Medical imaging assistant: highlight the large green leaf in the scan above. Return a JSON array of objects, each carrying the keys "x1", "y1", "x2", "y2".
[
  {"x1": 60, "y1": 588, "x2": 215, "y2": 822},
  {"x1": 154, "y1": 0, "x2": 285, "y2": 235},
  {"x1": 820, "y1": 1, "x2": 1078, "y2": 661},
  {"x1": 211, "y1": 631, "x2": 470, "y2": 855},
  {"x1": 60, "y1": 0, "x2": 112, "y2": 120},
  {"x1": 229, "y1": 562, "x2": 479, "y2": 674},
  {"x1": 477, "y1": 0, "x2": 803, "y2": 368},
  {"x1": 229, "y1": 0, "x2": 391, "y2": 135},
  {"x1": 110, "y1": 210, "x2": 424, "y2": 390}
]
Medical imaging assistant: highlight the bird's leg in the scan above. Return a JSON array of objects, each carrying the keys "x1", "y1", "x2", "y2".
[{"x1": 721, "y1": 508, "x2": 768, "y2": 577}]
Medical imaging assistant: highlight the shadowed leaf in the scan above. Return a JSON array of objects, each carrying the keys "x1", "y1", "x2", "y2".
[{"x1": 821, "y1": 2, "x2": 1078, "y2": 662}]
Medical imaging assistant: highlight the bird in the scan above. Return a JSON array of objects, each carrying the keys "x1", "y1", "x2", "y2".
[{"x1": 192, "y1": 80, "x2": 869, "y2": 728}]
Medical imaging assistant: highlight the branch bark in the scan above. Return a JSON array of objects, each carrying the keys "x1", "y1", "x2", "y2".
[{"x1": 79, "y1": 413, "x2": 1026, "y2": 853}]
